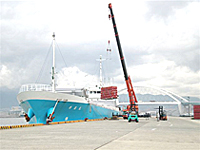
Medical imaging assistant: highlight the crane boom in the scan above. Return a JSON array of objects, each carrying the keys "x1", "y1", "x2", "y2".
[{"x1": 108, "y1": 3, "x2": 138, "y2": 113}]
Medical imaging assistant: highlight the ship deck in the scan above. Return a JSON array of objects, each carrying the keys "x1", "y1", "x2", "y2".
[{"x1": 0, "y1": 117, "x2": 199, "y2": 150}]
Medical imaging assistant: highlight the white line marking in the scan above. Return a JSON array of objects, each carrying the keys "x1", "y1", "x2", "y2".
[{"x1": 152, "y1": 128, "x2": 156, "y2": 131}]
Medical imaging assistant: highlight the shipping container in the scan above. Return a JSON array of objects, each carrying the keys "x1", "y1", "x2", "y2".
[
  {"x1": 193, "y1": 105, "x2": 200, "y2": 119},
  {"x1": 193, "y1": 105, "x2": 200, "y2": 112},
  {"x1": 194, "y1": 105, "x2": 200, "y2": 109},
  {"x1": 194, "y1": 116, "x2": 200, "y2": 119},
  {"x1": 101, "y1": 86, "x2": 117, "y2": 99},
  {"x1": 193, "y1": 105, "x2": 200, "y2": 113}
]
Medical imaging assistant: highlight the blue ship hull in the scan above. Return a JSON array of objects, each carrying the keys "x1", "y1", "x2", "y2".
[{"x1": 20, "y1": 99, "x2": 118, "y2": 124}]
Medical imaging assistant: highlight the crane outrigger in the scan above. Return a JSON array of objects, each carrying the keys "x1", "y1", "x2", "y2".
[{"x1": 108, "y1": 3, "x2": 139, "y2": 122}]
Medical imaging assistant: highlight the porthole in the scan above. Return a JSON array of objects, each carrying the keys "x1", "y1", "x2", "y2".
[
  {"x1": 69, "y1": 106, "x2": 72, "y2": 109},
  {"x1": 74, "y1": 106, "x2": 77, "y2": 110}
]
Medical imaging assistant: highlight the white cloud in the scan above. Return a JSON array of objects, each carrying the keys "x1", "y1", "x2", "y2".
[
  {"x1": 56, "y1": 66, "x2": 99, "y2": 88},
  {"x1": 0, "y1": 65, "x2": 17, "y2": 89},
  {"x1": 1, "y1": 1, "x2": 199, "y2": 99},
  {"x1": 127, "y1": 60, "x2": 200, "y2": 97}
]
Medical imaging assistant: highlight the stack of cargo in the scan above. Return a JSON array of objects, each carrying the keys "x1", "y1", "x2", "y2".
[
  {"x1": 101, "y1": 86, "x2": 117, "y2": 100},
  {"x1": 193, "y1": 105, "x2": 200, "y2": 119}
]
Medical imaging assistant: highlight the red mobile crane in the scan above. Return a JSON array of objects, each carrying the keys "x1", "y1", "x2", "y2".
[{"x1": 108, "y1": 3, "x2": 139, "y2": 120}]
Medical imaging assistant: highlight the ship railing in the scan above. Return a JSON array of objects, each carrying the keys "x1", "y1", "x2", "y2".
[{"x1": 19, "y1": 84, "x2": 52, "y2": 93}]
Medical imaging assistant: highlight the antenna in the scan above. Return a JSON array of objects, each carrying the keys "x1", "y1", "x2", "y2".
[{"x1": 52, "y1": 32, "x2": 56, "y2": 92}]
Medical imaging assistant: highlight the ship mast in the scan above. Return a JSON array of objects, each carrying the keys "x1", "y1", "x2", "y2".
[
  {"x1": 52, "y1": 32, "x2": 56, "y2": 92},
  {"x1": 99, "y1": 55, "x2": 103, "y2": 87},
  {"x1": 96, "y1": 55, "x2": 105, "y2": 87}
]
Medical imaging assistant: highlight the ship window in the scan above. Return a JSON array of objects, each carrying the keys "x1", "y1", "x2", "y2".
[
  {"x1": 97, "y1": 91, "x2": 101, "y2": 94},
  {"x1": 90, "y1": 91, "x2": 92, "y2": 94},
  {"x1": 69, "y1": 106, "x2": 72, "y2": 109},
  {"x1": 79, "y1": 107, "x2": 81, "y2": 110},
  {"x1": 74, "y1": 106, "x2": 77, "y2": 110}
]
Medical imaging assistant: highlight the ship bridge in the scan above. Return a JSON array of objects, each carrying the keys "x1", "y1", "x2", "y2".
[{"x1": 118, "y1": 85, "x2": 199, "y2": 116}]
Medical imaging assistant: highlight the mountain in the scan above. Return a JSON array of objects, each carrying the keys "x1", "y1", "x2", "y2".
[{"x1": 0, "y1": 88, "x2": 19, "y2": 109}]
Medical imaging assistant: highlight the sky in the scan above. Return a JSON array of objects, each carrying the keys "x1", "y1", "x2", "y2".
[{"x1": 0, "y1": 0, "x2": 200, "y2": 108}]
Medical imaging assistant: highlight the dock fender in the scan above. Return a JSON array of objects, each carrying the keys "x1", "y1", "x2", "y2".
[{"x1": 25, "y1": 108, "x2": 35, "y2": 122}]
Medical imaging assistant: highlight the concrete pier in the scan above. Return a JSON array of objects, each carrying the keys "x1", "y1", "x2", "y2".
[{"x1": 0, "y1": 117, "x2": 199, "y2": 150}]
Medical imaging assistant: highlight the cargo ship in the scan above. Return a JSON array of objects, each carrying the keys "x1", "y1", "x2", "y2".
[{"x1": 17, "y1": 33, "x2": 119, "y2": 124}]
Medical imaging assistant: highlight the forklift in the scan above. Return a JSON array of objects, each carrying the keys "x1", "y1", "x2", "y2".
[
  {"x1": 156, "y1": 106, "x2": 167, "y2": 121},
  {"x1": 128, "y1": 111, "x2": 139, "y2": 122}
]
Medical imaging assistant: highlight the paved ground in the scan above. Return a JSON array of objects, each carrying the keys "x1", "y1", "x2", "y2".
[{"x1": 0, "y1": 117, "x2": 199, "y2": 150}]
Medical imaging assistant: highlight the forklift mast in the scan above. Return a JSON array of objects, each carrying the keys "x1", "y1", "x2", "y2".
[
  {"x1": 159, "y1": 106, "x2": 167, "y2": 120},
  {"x1": 108, "y1": 3, "x2": 138, "y2": 113}
]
